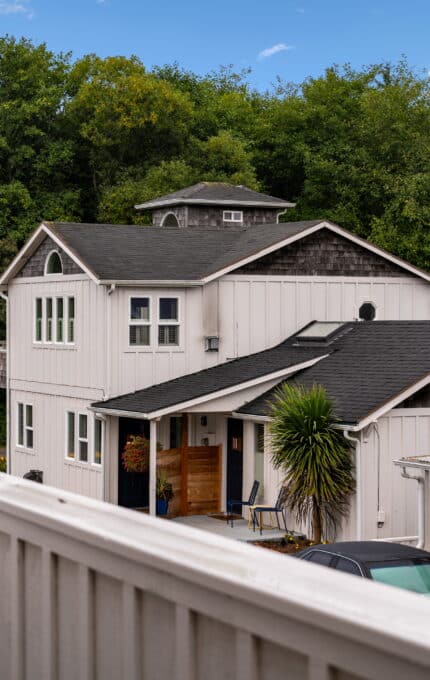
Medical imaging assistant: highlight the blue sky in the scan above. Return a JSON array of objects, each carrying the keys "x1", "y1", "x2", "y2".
[{"x1": 1, "y1": 0, "x2": 429, "y2": 90}]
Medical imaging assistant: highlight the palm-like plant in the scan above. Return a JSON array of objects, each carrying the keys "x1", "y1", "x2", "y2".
[{"x1": 269, "y1": 383, "x2": 354, "y2": 543}]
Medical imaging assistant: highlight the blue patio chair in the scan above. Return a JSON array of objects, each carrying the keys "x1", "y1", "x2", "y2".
[
  {"x1": 251, "y1": 487, "x2": 289, "y2": 535},
  {"x1": 227, "y1": 480, "x2": 260, "y2": 527}
]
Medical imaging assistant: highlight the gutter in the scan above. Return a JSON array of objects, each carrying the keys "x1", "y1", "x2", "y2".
[
  {"x1": 135, "y1": 198, "x2": 296, "y2": 210},
  {"x1": 0, "y1": 292, "x2": 9, "y2": 474}
]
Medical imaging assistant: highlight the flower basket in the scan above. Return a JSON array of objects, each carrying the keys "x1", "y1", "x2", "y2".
[{"x1": 121, "y1": 435, "x2": 163, "y2": 473}]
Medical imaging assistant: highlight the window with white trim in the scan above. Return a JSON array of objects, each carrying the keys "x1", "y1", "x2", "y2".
[
  {"x1": 129, "y1": 297, "x2": 150, "y2": 346},
  {"x1": 158, "y1": 297, "x2": 179, "y2": 346},
  {"x1": 34, "y1": 296, "x2": 75, "y2": 345},
  {"x1": 66, "y1": 411, "x2": 89, "y2": 462},
  {"x1": 17, "y1": 403, "x2": 33, "y2": 449},
  {"x1": 223, "y1": 210, "x2": 243, "y2": 223},
  {"x1": 94, "y1": 417, "x2": 104, "y2": 465},
  {"x1": 35, "y1": 298, "x2": 42, "y2": 342},
  {"x1": 45, "y1": 250, "x2": 63, "y2": 275}
]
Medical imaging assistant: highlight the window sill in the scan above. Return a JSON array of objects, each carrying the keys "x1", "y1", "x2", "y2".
[
  {"x1": 33, "y1": 343, "x2": 77, "y2": 351},
  {"x1": 15, "y1": 447, "x2": 35, "y2": 456},
  {"x1": 124, "y1": 347, "x2": 184, "y2": 354},
  {"x1": 64, "y1": 459, "x2": 103, "y2": 470}
]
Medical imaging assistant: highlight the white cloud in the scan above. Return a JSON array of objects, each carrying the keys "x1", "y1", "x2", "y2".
[
  {"x1": 0, "y1": 0, "x2": 33, "y2": 18},
  {"x1": 258, "y1": 43, "x2": 294, "y2": 61}
]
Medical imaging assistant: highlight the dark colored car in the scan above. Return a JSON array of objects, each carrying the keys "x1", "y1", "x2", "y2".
[{"x1": 298, "y1": 541, "x2": 430, "y2": 595}]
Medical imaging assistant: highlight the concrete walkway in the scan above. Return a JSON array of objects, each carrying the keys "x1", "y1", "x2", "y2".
[{"x1": 172, "y1": 514, "x2": 286, "y2": 542}]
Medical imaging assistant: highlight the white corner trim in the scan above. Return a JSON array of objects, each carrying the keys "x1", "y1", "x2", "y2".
[
  {"x1": 346, "y1": 372, "x2": 430, "y2": 432},
  {"x1": 88, "y1": 354, "x2": 328, "y2": 420}
]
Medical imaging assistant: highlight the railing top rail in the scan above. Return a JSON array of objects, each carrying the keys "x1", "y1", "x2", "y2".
[{"x1": 0, "y1": 474, "x2": 430, "y2": 665}]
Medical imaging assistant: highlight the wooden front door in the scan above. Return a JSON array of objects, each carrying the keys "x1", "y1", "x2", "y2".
[
  {"x1": 227, "y1": 418, "x2": 244, "y2": 504},
  {"x1": 118, "y1": 418, "x2": 149, "y2": 508}
]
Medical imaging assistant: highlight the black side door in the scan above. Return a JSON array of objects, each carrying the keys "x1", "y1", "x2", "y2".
[
  {"x1": 118, "y1": 417, "x2": 150, "y2": 508},
  {"x1": 226, "y1": 418, "x2": 244, "y2": 504}
]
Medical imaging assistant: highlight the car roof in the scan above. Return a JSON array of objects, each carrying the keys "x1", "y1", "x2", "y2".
[{"x1": 303, "y1": 541, "x2": 430, "y2": 563}]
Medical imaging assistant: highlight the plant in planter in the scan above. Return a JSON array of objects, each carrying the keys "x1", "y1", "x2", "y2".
[
  {"x1": 121, "y1": 435, "x2": 162, "y2": 473},
  {"x1": 156, "y1": 472, "x2": 174, "y2": 516}
]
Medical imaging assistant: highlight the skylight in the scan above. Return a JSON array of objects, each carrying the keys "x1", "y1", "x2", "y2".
[{"x1": 296, "y1": 321, "x2": 344, "y2": 341}]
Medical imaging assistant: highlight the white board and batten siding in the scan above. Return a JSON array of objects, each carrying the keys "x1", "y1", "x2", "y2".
[
  {"x1": 218, "y1": 275, "x2": 430, "y2": 358},
  {"x1": 10, "y1": 389, "x2": 104, "y2": 500}
]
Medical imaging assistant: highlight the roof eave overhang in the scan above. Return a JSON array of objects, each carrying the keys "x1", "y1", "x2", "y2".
[
  {"x1": 135, "y1": 198, "x2": 296, "y2": 210},
  {"x1": 98, "y1": 279, "x2": 203, "y2": 287},
  {"x1": 201, "y1": 220, "x2": 430, "y2": 285},
  {"x1": 0, "y1": 222, "x2": 100, "y2": 286},
  {"x1": 89, "y1": 354, "x2": 327, "y2": 420}
]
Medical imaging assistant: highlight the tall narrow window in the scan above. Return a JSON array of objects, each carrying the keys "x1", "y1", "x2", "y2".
[
  {"x1": 56, "y1": 297, "x2": 64, "y2": 342},
  {"x1": 129, "y1": 297, "x2": 150, "y2": 346},
  {"x1": 254, "y1": 423, "x2": 265, "y2": 501},
  {"x1": 78, "y1": 414, "x2": 88, "y2": 462},
  {"x1": 35, "y1": 298, "x2": 42, "y2": 342},
  {"x1": 158, "y1": 297, "x2": 179, "y2": 346},
  {"x1": 17, "y1": 403, "x2": 33, "y2": 449},
  {"x1": 67, "y1": 297, "x2": 75, "y2": 343},
  {"x1": 46, "y1": 298, "x2": 53, "y2": 342},
  {"x1": 94, "y1": 417, "x2": 103, "y2": 465},
  {"x1": 66, "y1": 411, "x2": 75, "y2": 459}
]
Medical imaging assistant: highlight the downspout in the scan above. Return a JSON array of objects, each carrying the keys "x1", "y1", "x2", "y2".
[
  {"x1": 105, "y1": 284, "x2": 116, "y2": 400},
  {"x1": 276, "y1": 209, "x2": 288, "y2": 224},
  {"x1": 344, "y1": 429, "x2": 362, "y2": 540},
  {"x1": 0, "y1": 292, "x2": 9, "y2": 475},
  {"x1": 400, "y1": 467, "x2": 425, "y2": 549}
]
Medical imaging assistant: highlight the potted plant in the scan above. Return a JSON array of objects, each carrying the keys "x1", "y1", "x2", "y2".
[
  {"x1": 156, "y1": 472, "x2": 174, "y2": 516},
  {"x1": 121, "y1": 435, "x2": 163, "y2": 473}
]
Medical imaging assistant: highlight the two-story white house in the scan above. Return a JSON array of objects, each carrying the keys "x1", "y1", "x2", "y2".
[{"x1": 1, "y1": 182, "x2": 430, "y2": 541}]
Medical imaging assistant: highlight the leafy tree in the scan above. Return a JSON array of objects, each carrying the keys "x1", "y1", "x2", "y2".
[{"x1": 269, "y1": 383, "x2": 354, "y2": 542}]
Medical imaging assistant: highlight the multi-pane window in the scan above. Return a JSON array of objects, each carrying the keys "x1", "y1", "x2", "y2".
[
  {"x1": 35, "y1": 298, "x2": 43, "y2": 342},
  {"x1": 223, "y1": 210, "x2": 243, "y2": 223},
  {"x1": 158, "y1": 298, "x2": 179, "y2": 346},
  {"x1": 94, "y1": 418, "x2": 104, "y2": 465},
  {"x1": 34, "y1": 296, "x2": 75, "y2": 345},
  {"x1": 17, "y1": 403, "x2": 33, "y2": 449},
  {"x1": 129, "y1": 297, "x2": 150, "y2": 346},
  {"x1": 66, "y1": 411, "x2": 88, "y2": 462}
]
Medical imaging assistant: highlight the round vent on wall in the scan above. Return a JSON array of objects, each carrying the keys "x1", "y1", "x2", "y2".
[{"x1": 359, "y1": 302, "x2": 376, "y2": 321}]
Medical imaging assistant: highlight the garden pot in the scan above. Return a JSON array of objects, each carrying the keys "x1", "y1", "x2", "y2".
[{"x1": 156, "y1": 498, "x2": 169, "y2": 516}]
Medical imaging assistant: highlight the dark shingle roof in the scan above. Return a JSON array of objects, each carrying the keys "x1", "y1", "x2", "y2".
[
  {"x1": 93, "y1": 321, "x2": 430, "y2": 426},
  {"x1": 237, "y1": 321, "x2": 430, "y2": 425},
  {"x1": 92, "y1": 341, "x2": 325, "y2": 416},
  {"x1": 135, "y1": 182, "x2": 294, "y2": 209},
  {"x1": 48, "y1": 220, "x2": 321, "y2": 281}
]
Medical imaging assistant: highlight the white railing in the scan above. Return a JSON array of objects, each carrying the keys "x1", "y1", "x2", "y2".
[{"x1": 0, "y1": 475, "x2": 430, "y2": 680}]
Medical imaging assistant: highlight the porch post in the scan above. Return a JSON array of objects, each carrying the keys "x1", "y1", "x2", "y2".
[{"x1": 149, "y1": 419, "x2": 157, "y2": 516}]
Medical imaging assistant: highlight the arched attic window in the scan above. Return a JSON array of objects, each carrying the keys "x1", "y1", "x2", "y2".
[
  {"x1": 45, "y1": 250, "x2": 63, "y2": 275},
  {"x1": 161, "y1": 212, "x2": 179, "y2": 227}
]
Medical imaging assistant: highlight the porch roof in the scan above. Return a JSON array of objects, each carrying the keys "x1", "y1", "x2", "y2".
[
  {"x1": 236, "y1": 321, "x2": 430, "y2": 430},
  {"x1": 93, "y1": 321, "x2": 430, "y2": 426}
]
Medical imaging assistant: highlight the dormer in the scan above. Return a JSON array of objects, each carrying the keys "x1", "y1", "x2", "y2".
[{"x1": 135, "y1": 182, "x2": 295, "y2": 229}]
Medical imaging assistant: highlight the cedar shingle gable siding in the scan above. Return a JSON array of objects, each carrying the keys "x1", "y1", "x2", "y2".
[
  {"x1": 17, "y1": 236, "x2": 84, "y2": 277},
  {"x1": 234, "y1": 228, "x2": 414, "y2": 277},
  {"x1": 152, "y1": 206, "x2": 280, "y2": 229}
]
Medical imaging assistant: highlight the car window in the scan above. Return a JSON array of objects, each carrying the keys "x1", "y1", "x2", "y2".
[
  {"x1": 369, "y1": 559, "x2": 430, "y2": 594},
  {"x1": 306, "y1": 551, "x2": 335, "y2": 567},
  {"x1": 335, "y1": 557, "x2": 362, "y2": 576}
]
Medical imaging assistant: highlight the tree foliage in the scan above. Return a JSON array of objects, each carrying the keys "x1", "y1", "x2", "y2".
[
  {"x1": 0, "y1": 36, "x2": 429, "y2": 301},
  {"x1": 269, "y1": 383, "x2": 355, "y2": 542}
]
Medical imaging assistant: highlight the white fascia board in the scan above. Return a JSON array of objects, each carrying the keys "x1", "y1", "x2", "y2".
[
  {"x1": 98, "y1": 279, "x2": 203, "y2": 287},
  {"x1": 0, "y1": 224, "x2": 47, "y2": 285},
  {"x1": 135, "y1": 198, "x2": 295, "y2": 210},
  {"x1": 90, "y1": 354, "x2": 327, "y2": 421},
  {"x1": 201, "y1": 219, "x2": 430, "y2": 285},
  {"x1": 322, "y1": 222, "x2": 430, "y2": 283},
  {"x1": 231, "y1": 413, "x2": 270, "y2": 422},
  {"x1": 0, "y1": 223, "x2": 100, "y2": 286},
  {"x1": 40, "y1": 224, "x2": 100, "y2": 284},
  {"x1": 342, "y1": 372, "x2": 430, "y2": 432},
  {"x1": 202, "y1": 222, "x2": 325, "y2": 283}
]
